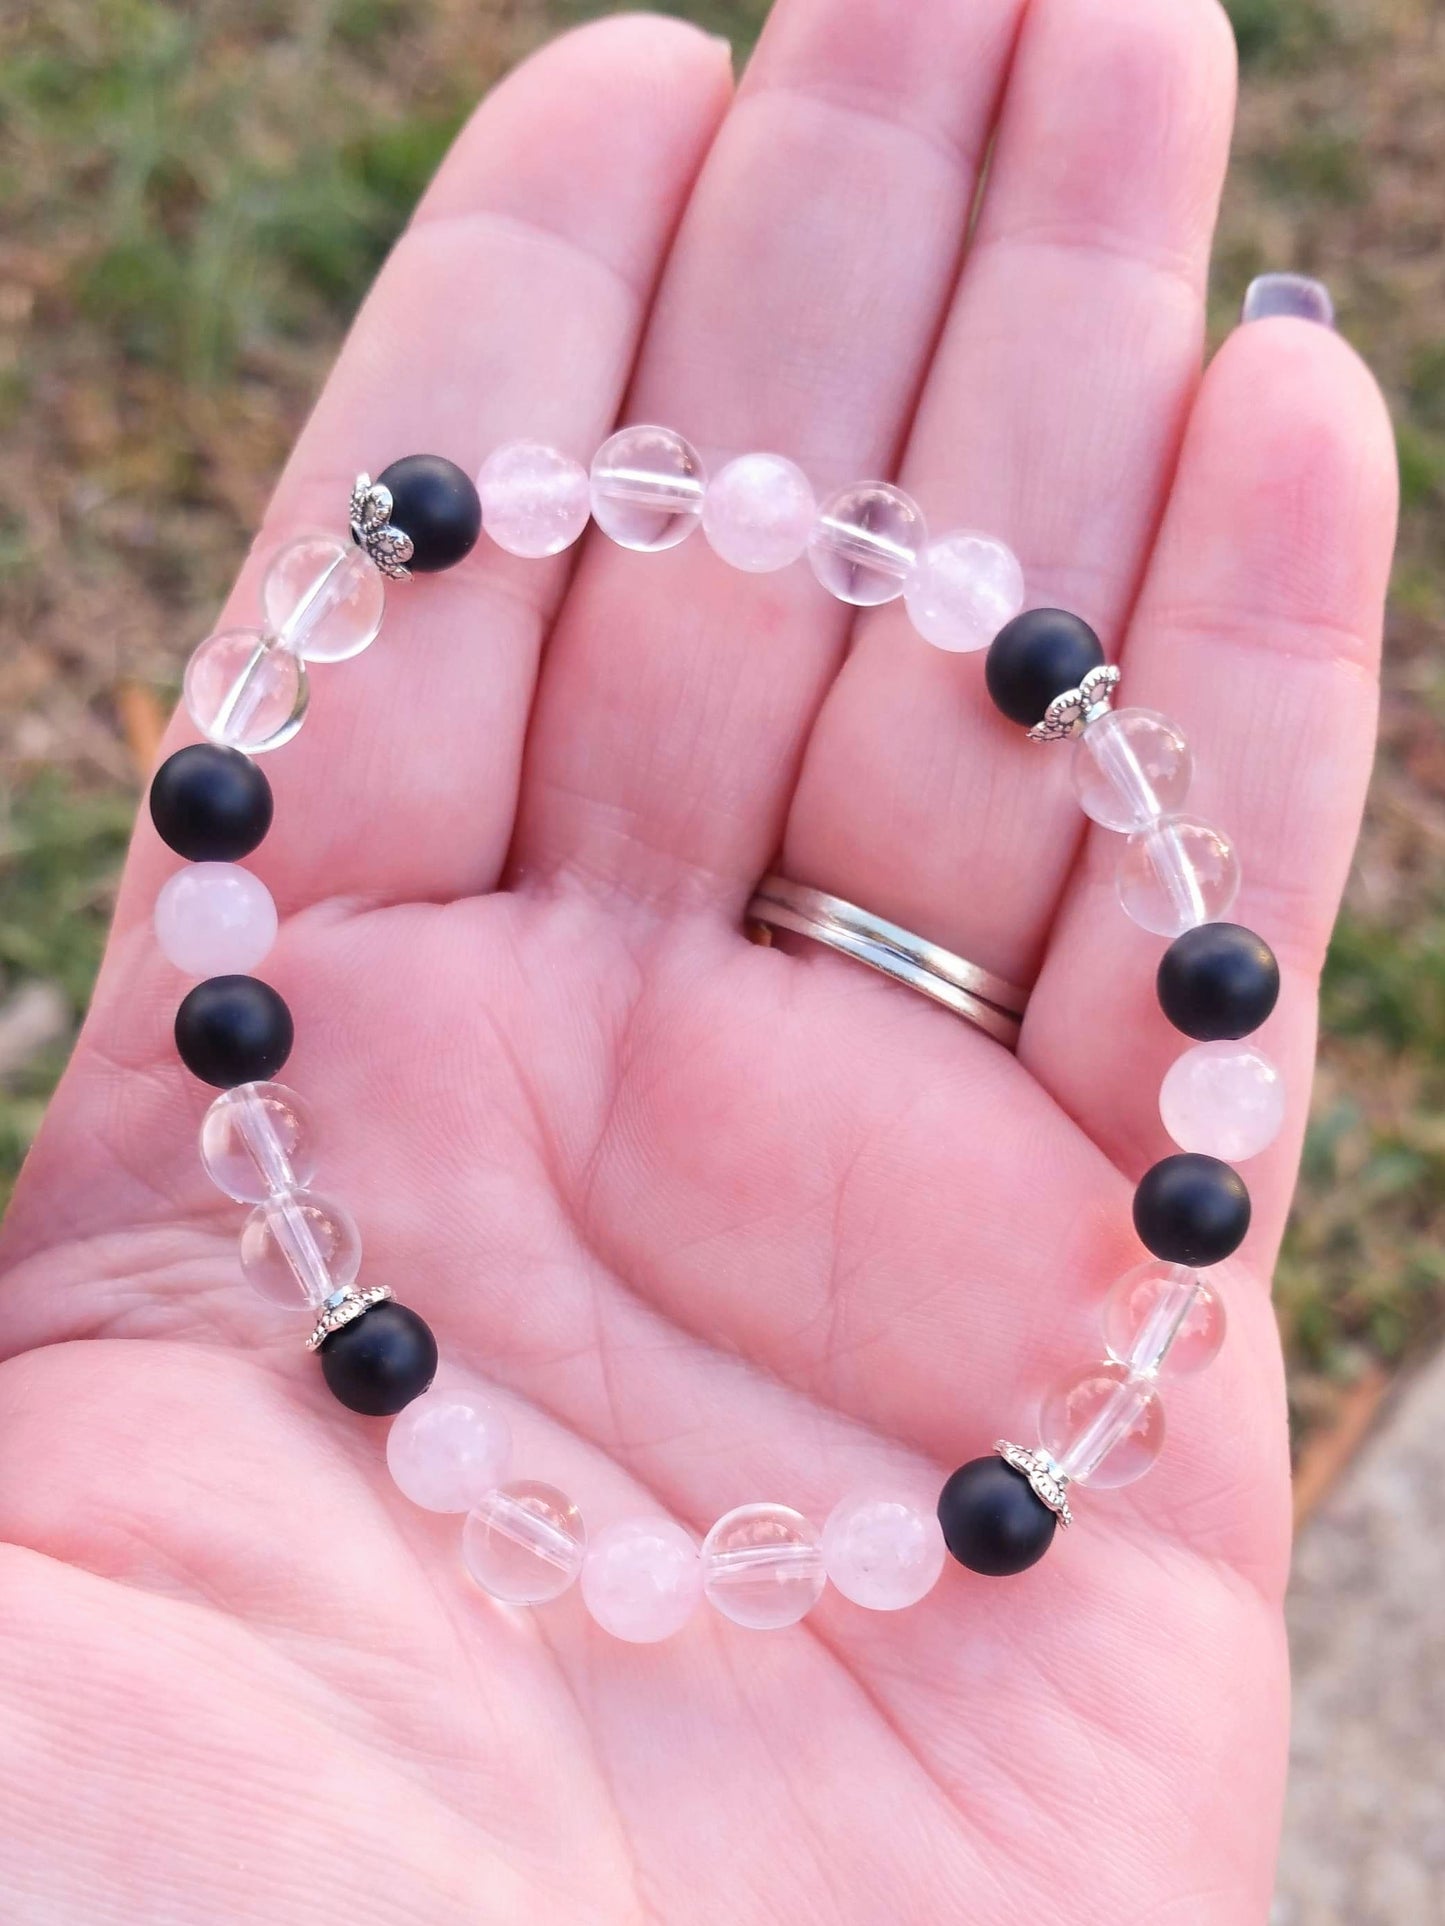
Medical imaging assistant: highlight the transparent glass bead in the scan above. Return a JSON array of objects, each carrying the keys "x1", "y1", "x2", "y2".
[
  {"x1": 821, "y1": 1491, "x2": 945, "y2": 1611},
  {"x1": 386, "y1": 1393, "x2": 511, "y2": 1514},
  {"x1": 463, "y1": 1481, "x2": 586, "y2": 1605},
  {"x1": 701, "y1": 452, "x2": 816, "y2": 572},
  {"x1": 581, "y1": 1517, "x2": 703, "y2": 1643},
  {"x1": 477, "y1": 440, "x2": 591, "y2": 559},
  {"x1": 701, "y1": 1503, "x2": 825, "y2": 1630},
  {"x1": 1038, "y1": 1361, "x2": 1165, "y2": 1489},
  {"x1": 1116, "y1": 816, "x2": 1241, "y2": 937},
  {"x1": 807, "y1": 482, "x2": 924, "y2": 606},
  {"x1": 184, "y1": 628, "x2": 308, "y2": 755},
  {"x1": 1072, "y1": 707, "x2": 1192, "y2": 832},
  {"x1": 238, "y1": 1189, "x2": 361, "y2": 1309},
  {"x1": 1103, "y1": 1261, "x2": 1227, "y2": 1380},
  {"x1": 902, "y1": 530, "x2": 1024, "y2": 653},
  {"x1": 589, "y1": 425, "x2": 705, "y2": 551},
  {"x1": 200, "y1": 1081, "x2": 316, "y2": 1203},
  {"x1": 262, "y1": 534, "x2": 385, "y2": 662},
  {"x1": 153, "y1": 862, "x2": 277, "y2": 977},
  {"x1": 1160, "y1": 1041, "x2": 1285, "y2": 1162}
]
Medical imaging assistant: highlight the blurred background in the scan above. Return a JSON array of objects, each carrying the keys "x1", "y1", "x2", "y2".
[{"x1": 0, "y1": 0, "x2": 1440, "y2": 1916}]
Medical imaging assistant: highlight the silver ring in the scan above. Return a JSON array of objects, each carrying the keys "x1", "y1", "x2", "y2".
[{"x1": 746, "y1": 875, "x2": 1028, "y2": 1049}]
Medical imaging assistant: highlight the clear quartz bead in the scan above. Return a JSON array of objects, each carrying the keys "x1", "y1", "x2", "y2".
[
  {"x1": 581, "y1": 1518, "x2": 703, "y2": 1643},
  {"x1": 386, "y1": 1393, "x2": 511, "y2": 1514},
  {"x1": 701, "y1": 1503, "x2": 826, "y2": 1630},
  {"x1": 477, "y1": 440, "x2": 590, "y2": 558},
  {"x1": 1116, "y1": 816, "x2": 1241, "y2": 937},
  {"x1": 184, "y1": 628, "x2": 308, "y2": 754},
  {"x1": 463, "y1": 1481, "x2": 586, "y2": 1605},
  {"x1": 1072, "y1": 707, "x2": 1193, "y2": 832},
  {"x1": 902, "y1": 530, "x2": 1024, "y2": 653},
  {"x1": 200, "y1": 1081, "x2": 316, "y2": 1203},
  {"x1": 589, "y1": 425, "x2": 706, "y2": 551},
  {"x1": 1103, "y1": 1261, "x2": 1227, "y2": 1379},
  {"x1": 1160, "y1": 1042, "x2": 1285, "y2": 1161},
  {"x1": 1039, "y1": 1361, "x2": 1165, "y2": 1489},
  {"x1": 807, "y1": 482, "x2": 924, "y2": 606},
  {"x1": 238, "y1": 1189, "x2": 361, "y2": 1309},
  {"x1": 262, "y1": 534, "x2": 385, "y2": 662},
  {"x1": 701, "y1": 452, "x2": 816, "y2": 572},
  {"x1": 821, "y1": 1491, "x2": 945, "y2": 1611},
  {"x1": 153, "y1": 862, "x2": 277, "y2": 976}
]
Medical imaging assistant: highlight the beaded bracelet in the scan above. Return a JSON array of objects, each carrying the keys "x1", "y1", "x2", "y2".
[{"x1": 147, "y1": 433, "x2": 1282, "y2": 1641}]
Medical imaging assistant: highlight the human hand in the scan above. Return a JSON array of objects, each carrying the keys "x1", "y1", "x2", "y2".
[{"x1": 0, "y1": 3, "x2": 1396, "y2": 1920}]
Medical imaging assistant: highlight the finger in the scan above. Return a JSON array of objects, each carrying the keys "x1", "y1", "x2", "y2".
[
  {"x1": 117, "y1": 16, "x2": 732, "y2": 928},
  {"x1": 1025, "y1": 316, "x2": 1398, "y2": 1250},
  {"x1": 511, "y1": 0, "x2": 1027, "y2": 908},
  {"x1": 783, "y1": 0, "x2": 1237, "y2": 985}
]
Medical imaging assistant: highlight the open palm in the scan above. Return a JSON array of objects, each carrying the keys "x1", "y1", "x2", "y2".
[{"x1": 0, "y1": 3, "x2": 1396, "y2": 1921}]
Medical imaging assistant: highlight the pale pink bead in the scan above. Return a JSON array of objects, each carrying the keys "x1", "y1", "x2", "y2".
[
  {"x1": 701, "y1": 1503, "x2": 825, "y2": 1629},
  {"x1": 821, "y1": 1491, "x2": 945, "y2": 1611},
  {"x1": 702, "y1": 453, "x2": 816, "y2": 572},
  {"x1": 581, "y1": 1517, "x2": 702, "y2": 1643},
  {"x1": 1160, "y1": 1042, "x2": 1285, "y2": 1161},
  {"x1": 902, "y1": 530, "x2": 1024, "y2": 653},
  {"x1": 1038, "y1": 1361, "x2": 1165, "y2": 1489},
  {"x1": 463, "y1": 1481, "x2": 586, "y2": 1605},
  {"x1": 386, "y1": 1393, "x2": 511, "y2": 1514},
  {"x1": 477, "y1": 440, "x2": 590, "y2": 558},
  {"x1": 154, "y1": 863, "x2": 278, "y2": 976}
]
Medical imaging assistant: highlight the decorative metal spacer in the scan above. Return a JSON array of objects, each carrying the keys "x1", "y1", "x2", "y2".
[
  {"x1": 349, "y1": 474, "x2": 415, "y2": 581},
  {"x1": 306, "y1": 1283, "x2": 393, "y2": 1352},
  {"x1": 1027, "y1": 664, "x2": 1121, "y2": 744},
  {"x1": 994, "y1": 1439, "x2": 1074, "y2": 1526}
]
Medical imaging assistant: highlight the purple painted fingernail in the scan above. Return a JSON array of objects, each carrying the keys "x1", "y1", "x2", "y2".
[{"x1": 1241, "y1": 273, "x2": 1335, "y2": 328}]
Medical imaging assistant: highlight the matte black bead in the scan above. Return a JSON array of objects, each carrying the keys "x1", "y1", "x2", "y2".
[
  {"x1": 1157, "y1": 922, "x2": 1280, "y2": 1041},
  {"x1": 374, "y1": 454, "x2": 480, "y2": 573},
  {"x1": 1133, "y1": 1153, "x2": 1250, "y2": 1266},
  {"x1": 984, "y1": 608, "x2": 1106, "y2": 727},
  {"x1": 174, "y1": 975, "x2": 294, "y2": 1088},
  {"x1": 319, "y1": 1301, "x2": 438, "y2": 1417},
  {"x1": 937, "y1": 1456, "x2": 1057, "y2": 1577},
  {"x1": 149, "y1": 744, "x2": 273, "y2": 863}
]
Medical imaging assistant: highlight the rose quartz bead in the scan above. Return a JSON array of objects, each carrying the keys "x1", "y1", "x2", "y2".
[
  {"x1": 200, "y1": 1081, "x2": 316, "y2": 1202},
  {"x1": 1038, "y1": 1361, "x2": 1165, "y2": 1489},
  {"x1": 702, "y1": 452, "x2": 816, "y2": 572},
  {"x1": 1103, "y1": 1261, "x2": 1226, "y2": 1380},
  {"x1": 154, "y1": 863, "x2": 278, "y2": 976},
  {"x1": 581, "y1": 1517, "x2": 703, "y2": 1643},
  {"x1": 701, "y1": 1503, "x2": 825, "y2": 1629},
  {"x1": 822, "y1": 1491, "x2": 945, "y2": 1611},
  {"x1": 463, "y1": 1481, "x2": 586, "y2": 1605},
  {"x1": 590, "y1": 425, "x2": 705, "y2": 551},
  {"x1": 477, "y1": 440, "x2": 590, "y2": 558},
  {"x1": 386, "y1": 1393, "x2": 511, "y2": 1514},
  {"x1": 902, "y1": 530, "x2": 1024, "y2": 653},
  {"x1": 262, "y1": 534, "x2": 385, "y2": 662},
  {"x1": 1160, "y1": 1042, "x2": 1285, "y2": 1161}
]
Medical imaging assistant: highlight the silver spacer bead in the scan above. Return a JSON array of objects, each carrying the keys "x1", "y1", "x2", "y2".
[
  {"x1": 994, "y1": 1439, "x2": 1074, "y2": 1526},
  {"x1": 348, "y1": 474, "x2": 414, "y2": 581},
  {"x1": 1026, "y1": 664, "x2": 1121, "y2": 744},
  {"x1": 305, "y1": 1283, "x2": 393, "y2": 1352}
]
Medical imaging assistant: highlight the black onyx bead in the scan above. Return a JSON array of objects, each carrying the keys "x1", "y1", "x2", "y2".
[
  {"x1": 174, "y1": 975, "x2": 294, "y2": 1088},
  {"x1": 149, "y1": 744, "x2": 273, "y2": 863},
  {"x1": 1133, "y1": 1153, "x2": 1250, "y2": 1266},
  {"x1": 1157, "y1": 922, "x2": 1280, "y2": 1041},
  {"x1": 374, "y1": 454, "x2": 480, "y2": 573},
  {"x1": 937, "y1": 1457, "x2": 1057, "y2": 1577},
  {"x1": 319, "y1": 1301, "x2": 438, "y2": 1417},
  {"x1": 984, "y1": 608, "x2": 1105, "y2": 727}
]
